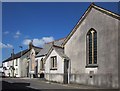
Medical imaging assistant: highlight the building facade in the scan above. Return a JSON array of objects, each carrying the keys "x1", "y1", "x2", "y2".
[
  {"x1": 2, "y1": 42, "x2": 42, "y2": 78},
  {"x1": 35, "y1": 38, "x2": 66, "y2": 78},
  {"x1": 44, "y1": 45, "x2": 69, "y2": 83},
  {"x1": 63, "y1": 4, "x2": 119, "y2": 88},
  {"x1": 2, "y1": 3, "x2": 119, "y2": 88}
]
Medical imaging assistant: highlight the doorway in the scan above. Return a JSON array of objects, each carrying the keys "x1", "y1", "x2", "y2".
[{"x1": 64, "y1": 59, "x2": 69, "y2": 84}]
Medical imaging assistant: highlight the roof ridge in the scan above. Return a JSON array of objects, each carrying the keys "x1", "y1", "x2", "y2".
[
  {"x1": 92, "y1": 3, "x2": 120, "y2": 19},
  {"x1": 2, "y1": 49, "x2": 30, "y2": 63},
  {"x1": 62, "y1": 3, "x2": 120, "y2": 46},
  {"x1": 45, "y1": 37, "x2": 66, "y2": 44},
  {"x1": 53, "y1": 45, "x2": 63, "y2": 49},
  {"x1": 32, "y1": 45, "x2": 43, "y2": 49}
]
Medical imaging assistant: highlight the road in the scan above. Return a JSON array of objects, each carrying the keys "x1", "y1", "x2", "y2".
[{"x1": 1, "y1": 78, "x2": 119, "y2": 91}]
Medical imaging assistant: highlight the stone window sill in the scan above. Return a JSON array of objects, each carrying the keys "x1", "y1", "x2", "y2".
[
  {"x1": 85, "y1": 64, "x2": 98, "y2": 68},
  {"x1": 50, "y1": 68, "x2": 57, "y2": 70}
]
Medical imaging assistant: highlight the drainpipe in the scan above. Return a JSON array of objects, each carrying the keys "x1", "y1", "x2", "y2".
[
  {"x1": 68, "y1": 59, "x2": 71, "y2": 84},
  {"x1": 48, "y1": 58, "x2": 50, "y2": 83}
]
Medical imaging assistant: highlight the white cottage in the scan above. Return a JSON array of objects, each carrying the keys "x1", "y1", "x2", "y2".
[
  {"x1": 35, "y1": 38, "x2": 66, "y2": 78},
  {"x1": 2, "y1": 49, "x2": 30, "y2": 77},
  {"x1": 44, "y1": 45, "x2": 69, "y2": 83},
  {"x1": 2, "y1": 43, "x2": 42, "y2": 78}
]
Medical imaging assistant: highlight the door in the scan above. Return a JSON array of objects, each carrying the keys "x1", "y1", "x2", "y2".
[
  {"x1": 27, "y1": 62, "x2": 29, "y2": 77},
  {"x1": 35, "y1": 60, "x2": 38, "y2": 78},
  {"x1": 64, "y1": 59, "x2": 69, "y2": 84}
]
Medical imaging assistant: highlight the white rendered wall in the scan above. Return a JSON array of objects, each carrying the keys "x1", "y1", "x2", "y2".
[{"x1": 45, "y1": 50, "x2": 64, "y2": 82}]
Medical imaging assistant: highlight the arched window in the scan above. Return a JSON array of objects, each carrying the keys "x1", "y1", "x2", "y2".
[
  {"x1": 40, "y1": 58, "x2": 44, "y2": 70},
  {"x1": 86, "y1": 28, "x2": 97, "y2": 65}
]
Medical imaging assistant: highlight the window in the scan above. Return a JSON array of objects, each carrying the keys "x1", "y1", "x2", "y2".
[
  {"x1": 16, "y1": 68, "x2": 18, "y2": 75},
  {"x1": 40, "y1": 58, "x2": 44, "y2": 70},
  {"x1": 7, "y1": 62, "x2": 9, "y2": 67},
  {"x1": 35, "y1": 52, "x2": 39, "y2": 55},
  {"x1": 16, "y1": 59, "x2": 18, "y2": 66},
  {"x1": 86, "y1": 28, "x2": 97, "y2": 66},
  {"x1": 51, "y1": 56, "x2": 57, "y2": 69}
]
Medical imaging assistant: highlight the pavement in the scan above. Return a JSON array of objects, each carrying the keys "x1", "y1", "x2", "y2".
[{"x1": 1, "y1": 78, "x2": 119, "y2": 91}]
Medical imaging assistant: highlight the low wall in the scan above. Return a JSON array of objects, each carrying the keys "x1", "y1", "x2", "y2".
[
  {"x1": 70, "y1": 73, "x2": 118, "y2": 88},
  {"x1": 45, "y1": 73, "x2": 64, "y2": 83}
]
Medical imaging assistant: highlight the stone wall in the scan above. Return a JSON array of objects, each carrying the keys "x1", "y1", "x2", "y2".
[
  {"x1": 69, "y1": 73, "x2": 118, "y2": 88},
  {"x1": 45, "y1": 73, "x2": 64, "y2": 83}
]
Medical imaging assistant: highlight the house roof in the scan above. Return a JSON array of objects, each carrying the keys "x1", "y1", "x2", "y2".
[
  {"x1": 54, "y1": 46, "x2": 69, "y2": 60},
  {"x1": 44, "y1": 45, "x2": 69, "y2": 61},
  {"x1": 2, "y1": 45, "x2": 42, "y2": 63},
  {"x1": 36, "y1": 38, "x2": 66, "y2": 57},
  {"x1": 62, "y1": 3, "x2": 120, "y2": 46},
  {"x1": 32, "y1": 45, "x2": 43, "y2": 49},
  {"x1": 2, "y1": 49, "x2": 30, "y2": 63}
]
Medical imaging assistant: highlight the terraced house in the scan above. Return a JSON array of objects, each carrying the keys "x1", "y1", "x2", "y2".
[
  {"x1": 35, "y1": 38, "x2": 66, "y2": 78},
  {"x1": 2, "y1": 43, "x2": 42, "y2": 78},
  {"x1": 2, "y1": 3, "x2": 119, "y2": 88}
]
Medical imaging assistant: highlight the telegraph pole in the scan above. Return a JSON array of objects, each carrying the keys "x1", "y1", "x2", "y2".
[
  {"x1": 11, "y1": 48, "x2": 14, "y2": 77},
  {"x1": 19, "y1": 46, "x2": 23, "y2": 57},
  {"x1": 19, "y1": 46, "x2": 23, "y2": 77}
]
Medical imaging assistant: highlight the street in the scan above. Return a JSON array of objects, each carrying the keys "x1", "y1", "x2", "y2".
[{"x1": 0, "y1": 78, "x2": 119, "y2": 91}]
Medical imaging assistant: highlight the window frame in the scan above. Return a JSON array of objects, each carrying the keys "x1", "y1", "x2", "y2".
[
  {"x1": 50, "y1": 56, "x2": 57, "y2": 70},
  {"x1": 40, "y1": 58, "x2": 44, "y2": 70},
  {"x1": 15, "y1": 59, "x2": 18, "y2": 66},
  {"x1": 86, "y1": 28, "x2": 98, "y2": 68},
  {"x1": 15, "y1": 68, "x2": 18, "y2": 75}
]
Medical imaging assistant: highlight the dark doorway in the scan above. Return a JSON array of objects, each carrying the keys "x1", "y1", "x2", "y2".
[
  {"x1": 40, "y1": 73, "x2": 44, "y2": 78},
  {"x1": 64, "y1": 59, "x2": 69, "y2": 84},
  {"x1": 35, "y1": 66, "x2": 38, "y2": 78},
  {"x1": 27, "y1": 66, "x2": 29, "y2": 77}
]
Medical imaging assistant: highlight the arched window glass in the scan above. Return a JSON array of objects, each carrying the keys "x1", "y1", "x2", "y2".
[
  {"x1": 40, "y1": 58, "x2": 44, "y2": 69},
  {"x1": 86, "y1": 29, "x2": 97, "y2": 65}
]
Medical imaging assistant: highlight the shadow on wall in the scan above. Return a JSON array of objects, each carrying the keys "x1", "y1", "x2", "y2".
[{"x1": 2, "y1": 81, "x2": 40, "y2": 91}]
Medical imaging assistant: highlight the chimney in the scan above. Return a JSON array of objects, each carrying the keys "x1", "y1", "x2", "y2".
[
  {"x1": 11, "y1": 49, "x2": 14, "y2": 59},
  {"x1": 52, "y1": 41, "x2": 54, "y2": 45},
  {"x1": 29, "y1": 40, "x2": 33, "y2": 49},
  {"x1": 12, "y1": 49, "x2": 14, "y2": 54}
]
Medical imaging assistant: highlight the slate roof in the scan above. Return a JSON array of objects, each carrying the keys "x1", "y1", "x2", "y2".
[
  {"x1": 2, "y1": 49, "x2": 30, "y2": 63},
  {"x1": 44, "y1": 45, "x2": 69, "y2": 61},
  {"x1": 36, "y1": 38, "x2": 66, "y2": 57},
  {"x1": 53, "y1": 45, "x2": 69, "y2": 60}
]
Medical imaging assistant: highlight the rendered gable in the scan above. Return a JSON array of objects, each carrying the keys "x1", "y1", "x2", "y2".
[{"x1": 64, "y1": 7, "x2": 119, "y2": 74}]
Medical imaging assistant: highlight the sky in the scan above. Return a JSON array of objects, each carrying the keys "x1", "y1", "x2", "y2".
[{"x1": 1, "y1": 2, "x2": 119, "y2": 63}]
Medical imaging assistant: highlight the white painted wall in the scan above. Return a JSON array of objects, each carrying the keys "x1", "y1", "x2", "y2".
[
  {"x1": 85, "y1": 68, "x2": 98, "y2": 74},
  {"x1": 45, "y1": 50, "x2": 64, "y2": 82},
  {"x1": 3, "y1": 58, "x2": 21, "y2": 77},
  {"x1": 2, "y1": 62, "x2": 9, "y2": 76},
  {"x1": 13, "y1": 58, "x2": 20, "y2": 77},
  {"x1": 3, "y1": 60, "x2": 13, "y2": 77},
  {"x1": 0, "y1": 67, "x2": 2, "y2": 72},
  {"x1": 45, "y1": 50, "x2": 64, "y2": 74}
]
